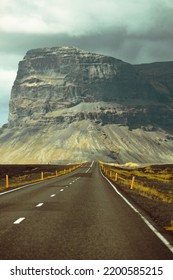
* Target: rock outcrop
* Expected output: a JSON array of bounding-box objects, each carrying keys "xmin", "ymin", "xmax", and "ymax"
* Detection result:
[{"xmin": 0, "ymin": 46, "xmax": 173, "ymax": 163}]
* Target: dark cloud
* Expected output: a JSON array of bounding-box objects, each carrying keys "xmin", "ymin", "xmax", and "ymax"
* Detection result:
[
  {"xmin": 1, "ymin": 0, "xmax": 173, "ymax": 126},
  {"xmin": 1, "ymin": 28, "xmax": 173, "ymax": 64},
  {"xmin": 1, "ymin": 0, "xmax": 173, "ymax": 64}
]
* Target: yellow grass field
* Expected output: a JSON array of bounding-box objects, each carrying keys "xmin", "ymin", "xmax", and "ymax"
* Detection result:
[{"xmin": 100, "ymin": 162, "xmax": 173, "ymax": 233}]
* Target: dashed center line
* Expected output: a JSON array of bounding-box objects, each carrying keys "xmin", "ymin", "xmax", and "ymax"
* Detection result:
[
  {"xmin": 12, "ymin": 176, "xmax": 80, "ymax": 226},
  {"xmin": 13, "ymin": 217, "xmax": 25, "ymax": 224},
  {"xmin": 85, "ymin": 168, "xmax": 90, "ymax": 173},
  {"xmin": 36, "ymin": 203, "xmax": 44, "ymax": 207}
]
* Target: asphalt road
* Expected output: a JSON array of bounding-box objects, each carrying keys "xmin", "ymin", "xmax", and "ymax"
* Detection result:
[{"xmin": 0, "ymin": 162, "xmax": 172, "ymax": 260}]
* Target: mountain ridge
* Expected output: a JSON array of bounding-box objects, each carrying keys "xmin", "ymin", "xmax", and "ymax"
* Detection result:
[{"xmin": 0, "ymin": 46, "xmax": 173, "ymax": 164}]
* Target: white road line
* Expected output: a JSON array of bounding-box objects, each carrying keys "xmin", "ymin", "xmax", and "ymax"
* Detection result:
[
  {"xmin": 85, "ymin": 168, "xmax": 90, "ymax": 173},
  {"xmin": 50, "ymin": 194, "xmax": 56, "ymax": 197},
  {"xmin": 0, "ymin": 176, "xmax": 61, "ymax": 197},
  {"xmin": 60, "ymin": 189, "xmax": 64, "ymax": 191},
  {"xmin": 90, "ymin": 161, "xmax": 94, "ymax": 167},
  {"xmin": 13, "ymin": 217, "xmax": 25, "ymax": 224},
  {"xmin": 69, "ymin": 183, "xmax": 72, "ymax": 185},
  {"xmin": 100, "ymin": 167, "xmax": 173, "ymax": 254},
  {"xmin": 0, "ymin": 181, "xmax": 42, "ymax": 196},
  {"xmin": 36, "ymin": 203, "xmax": 44, "ymax": 207}
]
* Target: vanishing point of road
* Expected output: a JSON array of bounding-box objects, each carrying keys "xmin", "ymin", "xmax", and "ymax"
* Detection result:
[{"xmin": 0, "ymin": 162, "xmax": 172, "ymax": 260}]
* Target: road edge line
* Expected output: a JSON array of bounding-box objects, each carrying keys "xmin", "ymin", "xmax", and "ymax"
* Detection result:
[
  {"xmin": 0, "ymin": 164, "xmax": 86, "ymax": 197},
  {"xmin": 0, "ymin": 175, "xmax": 62, "ymax": 196},
  {"xmin": 100, "ymin": 166, "xmax": 173, "ymax": 254},
  {"xmin": 0, "ymin": 181, "xmax": 42, "ymax": 196}
]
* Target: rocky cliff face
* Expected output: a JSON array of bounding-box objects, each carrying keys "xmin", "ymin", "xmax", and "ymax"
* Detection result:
[
  {"xmin": 134, "ymin": 61, "xmax": 173, "ymax": 102},
  {"xmin": 0, "ymin": 46, "xmax": 173, "ymax": 164}
]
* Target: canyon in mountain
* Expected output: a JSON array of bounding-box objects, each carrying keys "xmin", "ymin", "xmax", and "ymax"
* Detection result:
[{"xmin": 0, "ymin": 46, "xmax": 173, "ymax": 164}]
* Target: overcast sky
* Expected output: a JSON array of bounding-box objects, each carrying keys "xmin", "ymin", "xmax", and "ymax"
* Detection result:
[{"xmin": 1, "ymin": 0, "xmax": 173, "ymax": 127}]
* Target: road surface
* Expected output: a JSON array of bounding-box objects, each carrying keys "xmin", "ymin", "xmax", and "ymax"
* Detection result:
[{"xmin": 0, "ymin": 162, "xmax": 172, "ymax": 259}]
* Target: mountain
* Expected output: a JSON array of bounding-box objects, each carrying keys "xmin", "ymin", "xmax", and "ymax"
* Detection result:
[{"xmin": 0, "ymin": 46, "xmax": 173, "ymax": 164}]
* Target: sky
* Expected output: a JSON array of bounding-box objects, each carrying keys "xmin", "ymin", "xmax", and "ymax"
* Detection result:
[{"xmin": 0, "ymin": 0, "xmax": 173, "ymax": 127}]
